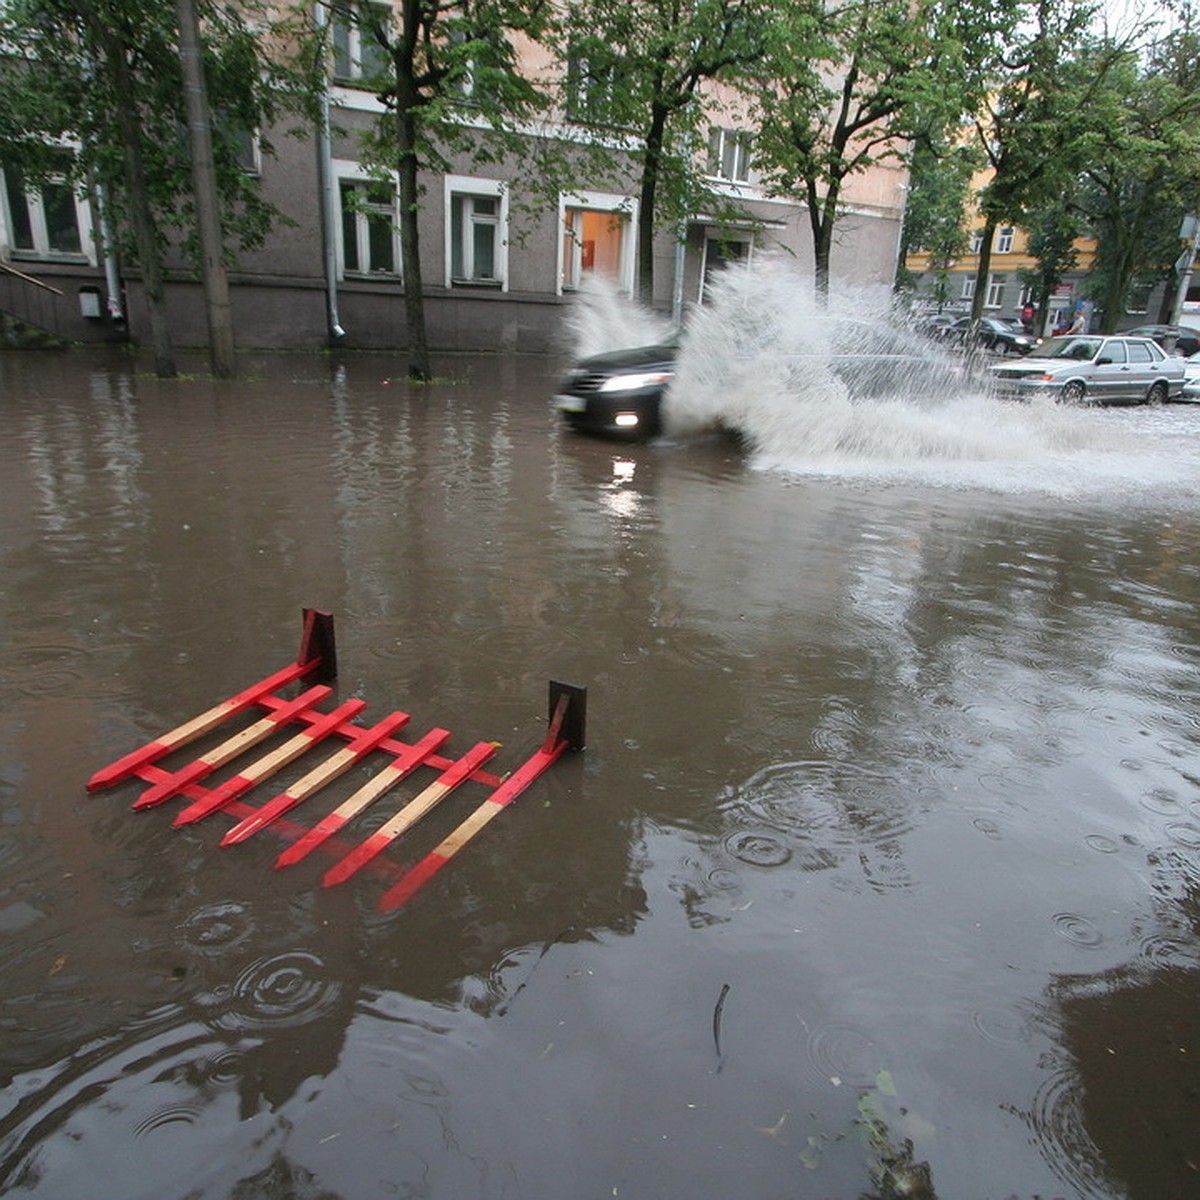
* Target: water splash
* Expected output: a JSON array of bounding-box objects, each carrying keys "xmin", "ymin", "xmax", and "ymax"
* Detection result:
[
  {"xmin": 564, "ymin": 259, "xmax": 1200, "ymax": 501},
  {"xmin": 561, "ymin": 275, "xmax": 674, "ymax": 362}
]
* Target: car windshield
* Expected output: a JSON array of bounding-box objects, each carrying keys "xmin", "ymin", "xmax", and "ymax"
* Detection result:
[{"xmin": 1036, "ymin": 336, "xmax": 1103, "ymax": 361}]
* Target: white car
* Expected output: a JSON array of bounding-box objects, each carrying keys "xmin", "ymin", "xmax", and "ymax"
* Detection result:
[
  {"xmin": 1182, "ymin": 352, "xmax": 1200, "ymax": 402},
  {"xmin": 990, "ymin": 335, "xmax": 1186, "ymax": 405}
]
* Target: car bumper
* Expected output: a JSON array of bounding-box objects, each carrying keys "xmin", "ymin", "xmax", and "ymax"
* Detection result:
[{"xmin": 554, "ymin": 388, "xmax": 664, "ymax": 440}]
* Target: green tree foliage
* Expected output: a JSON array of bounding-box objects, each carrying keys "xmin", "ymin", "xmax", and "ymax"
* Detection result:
[
  {"xmin": 963, "ymin": 0, "xmax": 1116, "ymax": 323},
  {"xmin": 1020, "ymin": 194, "xmax": 1083, "ymax": 332},
  {"xmin": 551, "ymin": 0, "xmax": 772, "ymax": 304},
  {"xmin": 0, "ymin": 0, "xmax": 317, "ymax": 375},
  {"xmin": 1075, "ymin": 18, "xmax": 1200, "ymax": 329},
  {"xmin": 322, "ymin": 0, "xmax": 551, "ymax": 379},
  {"xmin": 896, "ymin": 137, "xmax": 978, "ymax": 307},
  {"xmin": 751, "ymin": 0, "xmax": 1012, "ymax": 298}
]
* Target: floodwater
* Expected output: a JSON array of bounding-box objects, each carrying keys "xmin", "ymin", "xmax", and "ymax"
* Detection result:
[{"xmin": 2, "ymin": 337, "xmax": 1199, "ymax": 1200}]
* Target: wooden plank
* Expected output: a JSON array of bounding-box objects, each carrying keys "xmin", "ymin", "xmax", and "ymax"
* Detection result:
[
  {"xmin": 172, "ymin": 697, "xmax": 367, "ymax": 826},
  {"xmin": 322, "ymin": 741, "xmax": 498, "ymax": 889},
  {"xmin": 88, "ymin": 659, "xmax": 315, "ymax": 792},
  {"xmin": 376, "ymin": 737, "xmax": 568, "ymax": 912},
  {"xmin": 220, "ymin": 710, "xmax": 411, "ymax": 846},
  {"xmin": 130, "ymin": 684, "xmax": 331, "ymax": 810},
  {"xmin": 273, "ymin": 726, "xmax": 452, "ymax": 868}
]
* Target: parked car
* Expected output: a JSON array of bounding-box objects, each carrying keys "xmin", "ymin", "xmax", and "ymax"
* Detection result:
[
  {"xmin": 1123, "ymin": 324, "xmax": 1200, "ymax": 357},
  {"xmin": 555, "ymin": 319, "xmax": 966, "ymax": 441},
  {"xmin": 989, "ymin": 334, "xmax": 1186, "ymax": 405},
  {"xmin": 1182, "ymin": 352, "xmax": 1200, "ymax": 401},
  {"xmin": 945, "ymin": 316, "xmax": 1036, "ymax": 355},
  {"xmin": 914, "ymin": 312, "xmax": 958, "ymax": 338}
]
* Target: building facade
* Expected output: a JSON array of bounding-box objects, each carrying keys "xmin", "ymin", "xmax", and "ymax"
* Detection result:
[{"xmin": 0, "ymin": 13, "xmax": 908, "ymax": 355}]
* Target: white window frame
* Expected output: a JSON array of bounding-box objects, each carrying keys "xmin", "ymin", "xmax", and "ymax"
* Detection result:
[
  {"xmin": 1, "ymin": 160, "xmax": 95, "ymax": 265},
  {"xmin": 960, "ymin": 274, "xmax": 976, "ymax": 301},
  {"xmin": 445, "ymin": 175, "xmax": 507, "ymax": 289},
  {"xmin": 985, "ymin": 272, "xmax": 1006, "ymax": 309},
  {"xmin": 706, "ymin": 127, "xmax": 752, "ymax": 184},
  {"xmin": 970, "ymin": 229, "xmax": 984, "ymax": 254},
  {"xmin": 699, "ymin": 231, "xmax": 753, "ymax": 302},
  {"xmin": 331, "ymin": 3, "xmax": 392, "ymax": 84},
  {"xmin": 995, "ymin": 226, "xmax": 1015, "ymax": 253},
  {"xmin": 334, "ymin": 160, "xmax": 400, "ymax": 280},
  {"xmin": 557, "ymin": 190, "xmax": 636, "ymax": 296}
]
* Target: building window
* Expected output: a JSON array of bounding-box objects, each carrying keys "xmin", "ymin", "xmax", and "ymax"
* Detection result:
[
  {"xmin": 1125, "ymin": 283, "xmax": 1151, "ymax": 314},
  {"xmin": 970, "ymin": 229, "xmax": 984, "ymax": 254},
  {"xmin": 960, "ymin": 275, "xmax": 976, "ymax": 301},
  {"xmin": 447, "ymin": 178, "xmax": 506, "ymax": 287},
  {"xmin": 985, "ymin": 272, "xmax": 1006, "ymax": 309},
  {"xmin": 701, "ymin": 235, "xmax": 750, "ymax": 301},
  {"xmin": 339, "ymin": 178, "xmax": 398, "ymax": 276},
  {"xmin": 2, "ymin": 163, "xmax": 88, "ymax": 260},
  {"xmin": 562, "ymin": 204, "xmax": 628, "ymax": 291},
  {"xmin": 706, "ymin": 128, "xmax": 752, "ymax": 183},
  {"xmin": 995, "ymin": 226, "xmax": 1015, "ymax": 253},
  {"xmin": 565, "ymin": 43, "xmax": 621, "ymax": 125},
  {"xmin": 332, "ymin": 4, "xmax": 391, "ymax": 83}
]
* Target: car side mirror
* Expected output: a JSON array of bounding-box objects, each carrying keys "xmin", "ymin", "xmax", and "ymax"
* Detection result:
[{"xmin": 1096, "ymin": 356, "xmax": 1113, "ymax": 365}]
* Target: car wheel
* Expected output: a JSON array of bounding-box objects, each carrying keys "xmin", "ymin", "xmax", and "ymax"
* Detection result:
[
  {"xmin": 1147, "ymin": 381, "xmax": 1168, "ymax": 406},
  {"xmin": 1059, "ymin": 380, "xmax": 1086, "ymax": 405},
  {"xmin": 996, "ymin": 341, "xmax": 1010, "ymax": 355}
]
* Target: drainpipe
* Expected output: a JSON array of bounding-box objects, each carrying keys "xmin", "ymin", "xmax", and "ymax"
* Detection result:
[
  {"xmin": 90, "ymin": 180, "xmax": 124, "ymax": 326},
  {"xmin": 1169, "ymin": 214, "xmax": 1199, "ymax": 329},
  {"xmin": 315, "ymin": 2, "xmax": 345, "ymax": 342},
  {"xmin": 671, "ymin": 221, "xmax": 686, "ymax": 329}
]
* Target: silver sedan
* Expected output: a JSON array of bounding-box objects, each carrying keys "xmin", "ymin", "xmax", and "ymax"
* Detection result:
[{"xmin": 989, "ymin": 335, "xmax": 1186, "ymax": 405}]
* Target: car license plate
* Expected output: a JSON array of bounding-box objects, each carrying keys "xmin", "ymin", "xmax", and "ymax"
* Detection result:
[{"xmin": 555, "ymin": 394, "xmax": 586, "ymax": 413}]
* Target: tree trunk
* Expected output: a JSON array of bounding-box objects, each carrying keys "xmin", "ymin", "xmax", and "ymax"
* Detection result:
[
  {"xmin": 809, "ymin": 180, "xmax": 840, "ymax": 301},
  {"xmin": 176, "ymin": 0, "xmax": 235, "ymax": 377},
  {"xmin": 637, "ymin": 101, "xmax": 669, "ymax": 306},
  {"xmin": 103, "ymin": 30, "xmax": 176, "ymax": 377},
  {"xmin": 396, "ymin": 101, "xmax": 430, "ymax": 381},
  {"xmin": 969, "ymin": 216, "xmax": 997, "ymax": 325}
]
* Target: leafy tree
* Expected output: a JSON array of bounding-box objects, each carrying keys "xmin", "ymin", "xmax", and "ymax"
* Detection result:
[
  {"xmin": 321, "ymin": 0, "xmax": 550, "ymax": 380},
  {"xmin": 752, "ymin": 0, "xmax": 1011, "ymax": 298},
  {"xmin": 963, "ymin": 0, "xmax": 1119, "ymax": 324},
  {"xmin": 896, "ymin": 136, "xmax": 978, "ymax": 307},
  {"xmin": 1020, "ymin": 193, "xmax": 1083, "ymax": 333},
  {"xmin": 1074, "ymin": 19, "xmax": 1200, "ymax": 329},
  {"xmin": 0, "ymin": 0, "xmax": 316, "ymax": 376},
  {"xmin": 552, "ymin": 0, "xmax": 771, "ymax": 305}
]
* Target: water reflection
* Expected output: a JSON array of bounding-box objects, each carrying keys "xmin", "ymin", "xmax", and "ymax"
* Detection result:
[{"xmin": 2, "ymin": 350, "xmax": 1199, "ymax": 1197}]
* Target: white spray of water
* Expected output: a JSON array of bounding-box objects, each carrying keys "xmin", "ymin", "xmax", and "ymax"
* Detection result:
[
  {"xmin": 561, "ymin": 275, "xmax": 675, "ymax": 361},
  {"xmin": 564, "ymin": 259, "xmax": 1200, "ymax": 501}
]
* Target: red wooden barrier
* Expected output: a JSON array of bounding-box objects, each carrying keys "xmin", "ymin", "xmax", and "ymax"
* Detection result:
[{"xmin": 88, "ymin": 609, "xmax": 586, "ymax": 911}]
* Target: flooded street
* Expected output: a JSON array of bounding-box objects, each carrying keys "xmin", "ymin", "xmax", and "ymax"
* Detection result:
[{"xmin": 2, "ymin": 345, "xmax": 1199, "ymax": 1199}]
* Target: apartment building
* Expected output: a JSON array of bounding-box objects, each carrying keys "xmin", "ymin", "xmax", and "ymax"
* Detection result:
[{"xmin": 0, "ymin": 10, "xmax": 908, "ymax": 355}]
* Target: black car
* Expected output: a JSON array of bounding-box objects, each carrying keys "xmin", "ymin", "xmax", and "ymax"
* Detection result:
[
  {"xmin": 945, "ymin": 316, "xmax": 1036, "ymax": 355},
  {"xmin": 554, "ymin": 319, "xmax": 967, "ymax": 442},
  {"xmin": 554, "ymin": 342, "xmax": 678, "ymax": 440},
  {"xmin": 1123, "ymin": 324, "xmax": 1200, "ymax": 357}
]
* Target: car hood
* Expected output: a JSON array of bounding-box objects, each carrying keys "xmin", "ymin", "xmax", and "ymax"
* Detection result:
[
  {"xmin": 992, "ymin": 356, "xmax": 1065, "ymax": 372},
  {"xmin": 575, "ymin": 343, "xmax": 679, "ymax": 371}
]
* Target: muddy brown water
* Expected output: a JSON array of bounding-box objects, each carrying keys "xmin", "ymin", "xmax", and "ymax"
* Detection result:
[{"xmin": 2, "ymin": 347, "xmax": 1199, "ymax": 1199}]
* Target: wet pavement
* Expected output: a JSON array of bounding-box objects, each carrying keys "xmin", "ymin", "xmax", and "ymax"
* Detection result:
[{"xmin": 2, "ymin": 346, "xmax": 1200, "ymax": 1199}]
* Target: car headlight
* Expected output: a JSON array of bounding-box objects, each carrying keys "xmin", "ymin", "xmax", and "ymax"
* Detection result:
[{"xmin": 598, "ymin": 371, "xmax": 674, "ymax": 393}]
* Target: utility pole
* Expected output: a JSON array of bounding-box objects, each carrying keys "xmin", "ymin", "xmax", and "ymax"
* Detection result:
[
  {"xmin": 1170, "ymin": 214, "xmax": 1200, "ymax": 328},
  {"xmin": 176, "ymin": 0, "xmax": 235, "ymax": 377}
]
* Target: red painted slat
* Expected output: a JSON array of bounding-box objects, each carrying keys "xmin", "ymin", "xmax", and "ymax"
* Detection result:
[
  {"xmin": 87, "ymin": 659, "xmax": 315, "ymax": 792},
  {"xmin": 322, "ymin": 740, "xmax": 498, "ymax": 888},
  {"xmin": 172, "ymin": 697, "xmax": 367, "ymax": 826},
  {"xmin": 220, "ymin": 710, "xmax": 411, "ymax": 846},
  {"xmin": 130, "ymin": 684, "xmax": 331, "ymax": 811},
  {"xmin": 376, "ymin": 739, "xmax": 568, "ymax": 912},
  {"xmin": 274, "ymin": 726, "xmax": 452, "ymax": 869}
]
